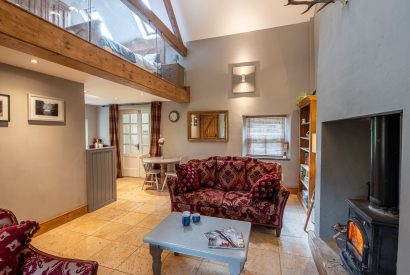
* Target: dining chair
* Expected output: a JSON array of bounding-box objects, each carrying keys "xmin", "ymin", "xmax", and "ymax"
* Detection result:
[
  {"xmin": 161, "ymin": 156, "xmax": 188, "ymax": 192},
  {"xmin": 140, "ymin": 154, "xmax": 161, "ymax": 190}
]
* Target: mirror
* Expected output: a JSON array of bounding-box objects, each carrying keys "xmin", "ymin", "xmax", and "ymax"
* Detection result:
[{"xmin": 188, "ymin": 111, "xmax": 228, "ymax": 142}]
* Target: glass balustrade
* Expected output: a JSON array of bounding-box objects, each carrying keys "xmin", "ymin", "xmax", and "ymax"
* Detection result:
[{"xmin": 8, "ymin": 0, "xmax": 185, "ymax": 86}]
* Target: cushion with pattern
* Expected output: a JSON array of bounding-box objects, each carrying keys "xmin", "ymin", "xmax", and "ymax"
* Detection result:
[
  {"xmin": 249, "ymin": 172, "xmax": 281, "ymax": 201},
  {"xmin": 245, "ymin": 160, "xmax": 282, "ymax": 190},
  {"xmin": 176, "ymin": 164, "xmax": 200, "ymax": 193},
  {"xmin": 0, "ymin": 221, "xmax": 39, "ymax": 275},
  {"xmin": 215, "ymin": 160, "xmax": 246, "ymax": 191},
  {"xmin": 191, "ymin": 159, "xmax": 217, "ymax": 188}
]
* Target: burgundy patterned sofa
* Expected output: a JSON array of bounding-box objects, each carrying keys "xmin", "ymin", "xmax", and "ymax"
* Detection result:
[
  {"xmin": 0, "ymin": 208, "xmax": 98, "ymax": 275},
  {"xmin": 167, "ymin": 156, "xmax": 290, "ymax": 236}
]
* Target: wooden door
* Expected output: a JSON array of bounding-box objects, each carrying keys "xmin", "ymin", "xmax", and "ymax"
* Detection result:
[{"xmin": 200, "ymin": 114, "xmax": 219, "ymax": 139}]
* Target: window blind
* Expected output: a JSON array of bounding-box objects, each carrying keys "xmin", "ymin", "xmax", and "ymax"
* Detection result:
[{"xmin": 244, "ymin": 116, "xmax": 286, "ymax": 157}]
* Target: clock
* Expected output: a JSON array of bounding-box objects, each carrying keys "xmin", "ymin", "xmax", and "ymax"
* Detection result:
[{"xmin": 169, "ymin": 110, "xmax": 180, "ymax": 122}]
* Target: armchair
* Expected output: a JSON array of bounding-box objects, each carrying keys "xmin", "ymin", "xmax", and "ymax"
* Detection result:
[{"xmin": 0, "ymin": 209, "xmax": 98, "ymax": 275}]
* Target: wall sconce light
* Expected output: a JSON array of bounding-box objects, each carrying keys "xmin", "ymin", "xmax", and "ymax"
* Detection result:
[
  {"xmin": 241, "ymin": 74, "xmax": 246, "ymax": 83},
  {"xmin": 232, "ymin": 65, "xmax": 256, "ymax": 94},
  {"xmin": 229, "ymin": 61, "xmax": 259, "ymax": 98}
]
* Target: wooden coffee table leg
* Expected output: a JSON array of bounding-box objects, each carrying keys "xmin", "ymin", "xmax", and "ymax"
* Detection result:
[
  {"xmin": 149, "ymin": 244, "xmax": 163, "ymax": 275},
  {"xmin": 229, "ymin": 261, "xmax": 242, "ymax": 275}
]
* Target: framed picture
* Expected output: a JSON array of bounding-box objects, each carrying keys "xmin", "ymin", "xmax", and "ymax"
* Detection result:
[
  {"xmin": 0, "ymin": 94, "xmax": 10, "ymax": 122},
  {"xmin": 28, "ymin": 94, "xmax": 65, "ymax": 122}
]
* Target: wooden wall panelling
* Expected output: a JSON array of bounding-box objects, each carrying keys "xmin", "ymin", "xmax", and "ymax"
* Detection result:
[{"xmin": 86, "ymin": 147, "xmax": 117, "ymax": 212}]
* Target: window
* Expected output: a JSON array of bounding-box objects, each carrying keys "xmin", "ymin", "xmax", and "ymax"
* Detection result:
[
  {"xmin": 243, "ymin": 116, "xmax": 288, "ymax": 158},
  {"xmin": 132, "ymin": 13, "xmax": 156, "ymax": 40}
]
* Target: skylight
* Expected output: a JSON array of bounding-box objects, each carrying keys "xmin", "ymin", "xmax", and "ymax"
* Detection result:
[{"xmin": 132, "ymin": 13, "xmax": 156, "ymax": 40}]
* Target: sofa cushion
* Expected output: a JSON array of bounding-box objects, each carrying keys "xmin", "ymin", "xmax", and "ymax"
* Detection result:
[
  {"xmin": 221, "ymin": 191, "xmax": 282, "ymax": 225},
  {"xmin": 0, "ymin": 221, "xmax": 38, "ymax": 275},
  {"xmin": 215, "ymin": 160, "xmax": 246, "ymax": 191},
  {"xmin": 241, "ymin": 200, "xmax": 282, "ymax": 225},
  {"xmin": 177, "ymin": 189, "xmax": 225, "ymax": 207},
  {"xmin": 245, "ymin": 160, "xmax": 282, "ymax": 190},
  {"xmin": 249, "ymin": 173, "xmax": 281, "ymax": 201},
  {"xmin": 190, "ymin": 159, "xmax": 217, "ymax": 188},
  {"xmin": 176, "ymin": 164, "xmax": 200, "ymax": 193},
  {"xmin": 222, "ymin": 191, "xmax": 252, "ymax": 210}
]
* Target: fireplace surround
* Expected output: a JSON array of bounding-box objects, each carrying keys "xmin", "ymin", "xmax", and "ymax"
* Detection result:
[{"xmin": 340, "ymin": 114, "xmax": 401, "ymax": 275}]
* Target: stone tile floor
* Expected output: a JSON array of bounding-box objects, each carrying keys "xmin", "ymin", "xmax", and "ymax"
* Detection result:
[{"xmin": 31, "ymin": 178, "xmax": 318, "ymax": 275}]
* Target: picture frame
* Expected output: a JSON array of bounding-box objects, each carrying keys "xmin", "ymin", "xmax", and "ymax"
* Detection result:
[
  {"xmin": 28, "ymin": 94, "xmax": 65, "ymax": 122},
  {"xmin": 0, "ymin": 94, "xmax": 10, "ymax": 122}
]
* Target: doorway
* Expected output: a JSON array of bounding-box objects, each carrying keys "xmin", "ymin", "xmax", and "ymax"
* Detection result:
[{"xmin": 120, "ymin": 108, "xmax": 151, "ymax": 177}]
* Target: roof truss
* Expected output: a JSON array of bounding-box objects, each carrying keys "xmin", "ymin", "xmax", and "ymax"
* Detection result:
[{"xmin": 121, "ymin": 0, "xmax": 187, "ymax": 56}]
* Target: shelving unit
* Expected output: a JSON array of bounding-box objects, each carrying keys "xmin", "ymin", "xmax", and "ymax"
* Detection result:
[{"xmin": 298, "ymin": 95, "xmax": 317, "ymax": 211}]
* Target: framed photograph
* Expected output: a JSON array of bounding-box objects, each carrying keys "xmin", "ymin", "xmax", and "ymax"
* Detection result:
[
  {"xmin": 0, "ymin": 94, "xmax": 10, "ymax": 122},
  {"xmin": 28, "ymin": 94, "xmax": 65, "ymax": 122}
]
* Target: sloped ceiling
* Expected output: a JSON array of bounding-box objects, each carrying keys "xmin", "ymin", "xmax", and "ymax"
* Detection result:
[{"xmin": 171, "ymin": 0, "xmax": 313, "ymax": 42}]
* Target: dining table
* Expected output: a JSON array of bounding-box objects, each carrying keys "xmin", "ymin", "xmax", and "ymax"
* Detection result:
[{"xmin": 142, "ymin": 156, "xmax": 181, "ymax": 186}]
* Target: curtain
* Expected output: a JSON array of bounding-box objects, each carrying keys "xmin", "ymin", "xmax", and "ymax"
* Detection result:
[
  {"xmin": 149, "ymin": 102, "xmax": 162, "ymax": 157},
  {"xmin": 245, "ymin": 116, "xmax": 286, "ymax": 157},
  {"xmin": 109, "ymin": 104, "xmax": 122, "ymax": 178}
]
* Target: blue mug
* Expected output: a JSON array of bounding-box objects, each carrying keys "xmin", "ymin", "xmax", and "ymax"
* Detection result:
[
  {"xmin": 192, "ymin": 213, "xmax": 201, "ymax": 223},
  {"xmin": 182, "ymin": 211, "xmax": 191, "ymax": 226}
]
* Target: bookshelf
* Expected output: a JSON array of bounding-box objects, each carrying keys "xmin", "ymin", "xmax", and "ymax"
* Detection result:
[{"xmin": 298, "ymin": 96, "xmax": 317, "ymax": 211}]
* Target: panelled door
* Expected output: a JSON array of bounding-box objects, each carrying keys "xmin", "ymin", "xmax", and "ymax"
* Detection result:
[{"xmin": 120, "ymin": 109, "xmax": 150, "ymax": 177}]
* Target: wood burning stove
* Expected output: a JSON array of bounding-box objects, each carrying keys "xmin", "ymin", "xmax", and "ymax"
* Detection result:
[
  {"xmin": 341, "ymin": 199, "xmax": 398, "ymax": 274},
  {"xmin": 340, "ymin": 114, "xmax": 401, "ymax": 275}
]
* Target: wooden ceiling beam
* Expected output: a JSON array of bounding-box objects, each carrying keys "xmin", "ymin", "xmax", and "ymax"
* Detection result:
[
  {"xmin": 121, "ymin": 0, "xmax": 187, "ymax": 57},
  {"xmin": 0, "ymin": 1, "xmax": 190, "ymax": 103},
  {"xmin": 163, "ymin": 0, "xmax": 183, "ymax": 43}
]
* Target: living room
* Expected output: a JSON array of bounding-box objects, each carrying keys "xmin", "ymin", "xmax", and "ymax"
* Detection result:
[{"xmin": 1, "ymin": 0, "xmax": 409, "ymax": 274}]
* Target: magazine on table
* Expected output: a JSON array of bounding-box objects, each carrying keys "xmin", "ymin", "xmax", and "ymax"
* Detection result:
[{"xmin": 204, "ymin": 227, "xmax": 245, "ymax": 249}]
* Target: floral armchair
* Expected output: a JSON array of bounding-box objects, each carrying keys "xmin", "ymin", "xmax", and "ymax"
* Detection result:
[{"xmin": 0, "ymin": 208, "xmax": 98, "ymax": 275}]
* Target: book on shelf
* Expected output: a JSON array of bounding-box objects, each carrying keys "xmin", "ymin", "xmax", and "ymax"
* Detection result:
[{"xmin": 205, "ymin": 227, "xmax": 245, "ymax": 249}]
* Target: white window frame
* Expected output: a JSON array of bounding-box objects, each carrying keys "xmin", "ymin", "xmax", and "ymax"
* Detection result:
[{"xmin": 242, "ymin": 115, "xmax": 290, "ymax": 159}]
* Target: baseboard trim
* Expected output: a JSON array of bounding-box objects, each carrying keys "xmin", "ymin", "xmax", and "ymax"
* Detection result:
[
  {"xmin": 35, "ymin": 205, "xmax": 88, "ymax": 236},
  {"xmin": 288, "ymin": 188, "xmax": 298, "ymax": 194}
]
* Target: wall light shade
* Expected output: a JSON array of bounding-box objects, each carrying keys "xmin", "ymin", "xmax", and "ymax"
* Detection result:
[
  {"xmin": 229, "ymin": 62, "xmax": 259, "ymax": 98},
  {"xmin": 232, "ymin": 64, "xmax": 256, "ymax": 94}
]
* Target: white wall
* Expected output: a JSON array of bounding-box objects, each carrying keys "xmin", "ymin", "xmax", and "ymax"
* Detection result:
[
  {"xmin": 98, "ymin": 106, "xmax": 110, "ymax": 146},
  {"xmin": 85, "ymin": 104, "xmax": 99, "ymax": 147},
  {"xmin": 314, "ymin": 1, "xmax": 410, "ymax": 273},
  {"xmin": 161, "ymin": 23, "xmax": 311, "ymax": 188},
  {"xmin": 0, "ymin": 63, "xmax": 86, "ymax": 222}
]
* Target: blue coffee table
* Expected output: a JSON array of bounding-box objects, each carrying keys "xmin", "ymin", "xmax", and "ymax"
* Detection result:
[{"xmin": 143, "ymin": 212, "xmax": 251, "ymax": 275}]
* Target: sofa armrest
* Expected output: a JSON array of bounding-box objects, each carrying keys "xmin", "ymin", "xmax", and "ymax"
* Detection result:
[
  {"xmin": 272, "ymin": 184, "xmax": 290, "ymax": 227},
  {"xmin": 166, "ymin": 176, "xmax": 179, "ymax": 202},
  {"xmin": 21, "ymin": 245, "xmax": 98, "ymax": 275}
]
